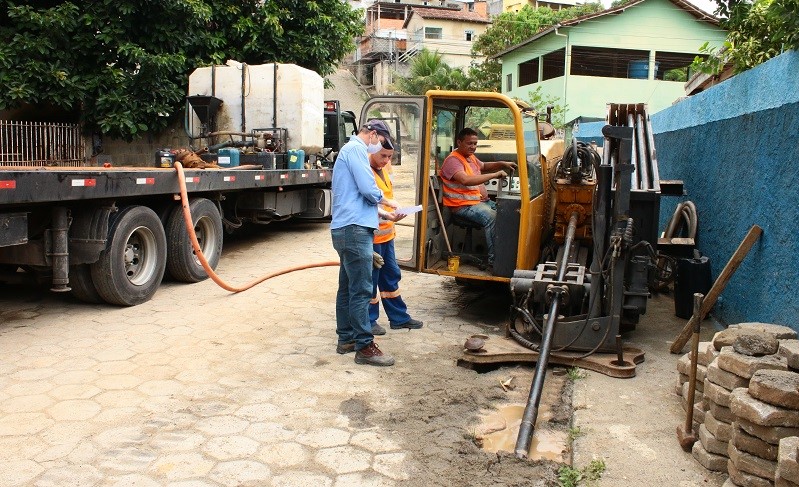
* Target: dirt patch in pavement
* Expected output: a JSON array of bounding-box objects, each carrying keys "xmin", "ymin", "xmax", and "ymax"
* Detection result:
[{"xmin": 349, "ymin": 282, "xmax": 573, "ymax": 487}]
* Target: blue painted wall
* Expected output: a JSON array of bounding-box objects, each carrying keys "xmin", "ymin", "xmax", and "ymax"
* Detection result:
[{"xmin": 574, "ymin": 51, "xmax": 799, "ymax": 330}]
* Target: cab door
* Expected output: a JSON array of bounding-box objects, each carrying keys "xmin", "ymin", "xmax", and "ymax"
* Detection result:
[{"xmin": 359, "ymin": 96, "xmax": 427, "ymax": 271}]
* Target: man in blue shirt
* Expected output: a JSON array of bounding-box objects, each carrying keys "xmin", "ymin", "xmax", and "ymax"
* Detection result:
[{"xmin": 331, "ymin": 119, "xmax": 399, "ymax": 366}]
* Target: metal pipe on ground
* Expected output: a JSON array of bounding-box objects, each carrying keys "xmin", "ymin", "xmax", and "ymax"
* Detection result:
[{"xmin": 514, "ymin": 211, "xmax": 579, "ymax": 459}]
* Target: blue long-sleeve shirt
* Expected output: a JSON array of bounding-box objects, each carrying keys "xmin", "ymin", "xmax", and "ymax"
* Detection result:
[{"xmin": 331, "ymin": 135, "xmax": 383, "ymax": 230}]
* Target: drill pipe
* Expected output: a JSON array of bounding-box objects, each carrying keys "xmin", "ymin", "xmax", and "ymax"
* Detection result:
[{"xmin": 515, "ymin": 211, "xmax": 579, "ymax": 459}]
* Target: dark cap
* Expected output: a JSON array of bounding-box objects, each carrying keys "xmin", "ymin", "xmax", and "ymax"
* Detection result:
[{"xmin": 365, "ymin": 119, "xmax": 392, "ymax": 137}]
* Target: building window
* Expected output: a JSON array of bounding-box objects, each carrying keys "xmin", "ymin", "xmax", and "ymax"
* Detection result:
[
  {"xmin": 424, "ymin": 27, "xmax": 443, "ymax": 40},
  {"xmin": 519, "ymin": 58, "xmax": 539, "ymax": 86},
  {"xmin": 542, "ymin": 48, "xmax": 566, "ymax": 81},
  {"xmin": 506, "ymin": 73, "xmax": 513, "ymax": 92},
  {"xmin": 570, "ymin": 46, "xmax": 649, "ymax": 79},
  {"xmin": 465, "ymin": 29, "xmax": 475, "ymax": 41}
]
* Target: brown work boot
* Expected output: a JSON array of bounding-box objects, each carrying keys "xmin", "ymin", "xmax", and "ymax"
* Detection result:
[
  {"xmin": 354, "ymin": 342, "xmax": 395, "ymax": 366},
  {"xmin": 336, "ymin": 340, "xmax": 355, "ymax": 354}
]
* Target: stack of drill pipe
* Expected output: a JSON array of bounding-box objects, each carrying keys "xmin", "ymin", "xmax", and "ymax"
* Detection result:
[
  {"xmin": 676, "ymin": 341, "xmax": 716, "ymax": 432},
  {"xmin": 713, "ymin": 324, "xmax": 799, "ymax": 487},
  {"xmin": 694, "ymin": 323, "xmax": 797, "ymax": 475}
]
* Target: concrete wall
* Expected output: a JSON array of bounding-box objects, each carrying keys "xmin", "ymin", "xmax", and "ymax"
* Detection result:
[
  {"xmin": 575, "ymin": 51, "xmax": 799, "ymax": 330},
  {"xmin": 501, "ymin": 0, "xmax": 726, "ymax": 121}
]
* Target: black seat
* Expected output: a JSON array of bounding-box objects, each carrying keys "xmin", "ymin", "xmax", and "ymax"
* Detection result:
[{"xmin": 442, "ymin": 206, "xmax": 485, "ymax": 266}]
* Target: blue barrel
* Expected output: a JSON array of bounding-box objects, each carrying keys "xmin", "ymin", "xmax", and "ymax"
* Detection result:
[
  {"xmin": 217, "ymin": 148, "xmax": 240, "ymax": 167},
  {"xmin": 288, "ymin": 149, "xmax": 305, "ymax": 170},
  {"xmin": 628, "ymin": 60, "xmax": 650, "ymax": 79}
]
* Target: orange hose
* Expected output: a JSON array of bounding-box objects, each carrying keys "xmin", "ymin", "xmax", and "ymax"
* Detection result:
[{"xmin": 174, "ymin": 161, "xmax": 339, "ymax": 293}]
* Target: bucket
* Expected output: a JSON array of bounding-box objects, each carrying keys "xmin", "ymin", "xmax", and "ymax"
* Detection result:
[
  {"xmin": 217, "ymin": 148, "xmax": 240, "ymax": 168},
  {"xmin": 674, "ymin": 255, "xmax": 712, "ymax": 319},
  {"xmin": 155, "ymin": 149, "xmax": 175, "ymax": 168},
  {"xmin": 288, "ymin": 149, "xmax": 305, "ymax": 170},
  {"xmin": 447, "ymin": 255, "xmax": 460, "ymax": 273}
]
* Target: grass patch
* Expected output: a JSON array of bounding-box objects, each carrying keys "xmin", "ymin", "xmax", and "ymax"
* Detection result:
[
  {"xmin": 558, "ymin": 459, "xmax": 606, "ymax": 487},
  {"xmin": 566, "ymin": 367, "xmax": 587, "ymax": 381},
  {"xmin": 567, "ymin": 426, "xmax": 583, "ymax": 443}
]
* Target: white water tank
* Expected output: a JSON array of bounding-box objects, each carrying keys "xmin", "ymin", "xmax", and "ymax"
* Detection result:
[{"xmin": 188, "ymin": 62, "xmax": 324, "ymax": 154}]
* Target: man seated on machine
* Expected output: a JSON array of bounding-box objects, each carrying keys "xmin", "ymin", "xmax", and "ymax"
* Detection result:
[{"xmin": 439, "ymin": 127, "xmax": 517, "ymax": 267}]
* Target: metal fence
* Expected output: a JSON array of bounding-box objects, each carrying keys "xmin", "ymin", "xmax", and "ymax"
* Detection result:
[{"xmin": 0, "ymin": 120, "xmax": 87, "ymax": 167}]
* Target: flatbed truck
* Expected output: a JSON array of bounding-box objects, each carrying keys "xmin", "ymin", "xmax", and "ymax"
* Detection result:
[{"xmin": 0, "ymin": 164, "xmax": 332, "ymax": 306}]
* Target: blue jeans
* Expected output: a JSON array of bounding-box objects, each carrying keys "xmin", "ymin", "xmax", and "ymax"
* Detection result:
[
  {"xmin": 453, "ymin": 200, "xmax": 497, "ymax": 262},
  {"xmin": 331, "ymin": 225, "xmax": 375, "ymax": 350},
  {"xmin": 370, "ymin": 240, "xmax": 411, "ymax": 327}
]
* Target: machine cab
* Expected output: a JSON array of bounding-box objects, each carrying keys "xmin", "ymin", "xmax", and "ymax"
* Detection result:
[{"xmin": 359, "ymin": 91, "xmax": 552, "ymax": 283}]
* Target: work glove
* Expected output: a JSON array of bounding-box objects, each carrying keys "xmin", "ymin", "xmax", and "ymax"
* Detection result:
[{"xmin": 372, "ymin": 251, "xmax": 384, "ymax": 269}]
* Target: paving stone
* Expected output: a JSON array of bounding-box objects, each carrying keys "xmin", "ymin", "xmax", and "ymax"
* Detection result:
[
  {"xmin": 749, "ymin": 370, "xmax": 799, "ymax": 410},
  {"xmin": 245, "ymin": 422, "xmax": 297, "ymax": 443},
  {"xmin": 296, "ymin": 427, "xmax": 351, "ymax": 448},
  {"xmin": 1, "ymin": 393, "xmax": 54, "ymax": 413},
  {"xmin": 693, "ymin": 440, "xmax": 728, "ymax": 472},
  {"xmin": 202, "ymin": 435, "xmax": 260, "ymax": 460},
  {"xmin": 709, "ymin": 359, "xmax": 751, "ymax": 390},
  {"xmin": 149, "ymin": 452, "xmax": 214, "ymax": 480},
  {"xmin": 335, "ymin": 472, "xmax": 396, "ymax": 487},
  {"xmin": 729, "ymin": 442, "xmax": 778, "ymax": 480},
  {"xmin": 731, "ymin": 388, "xmax": 799, "ymax": 427},
  {"xmin": 776, "ymin": 471, "xmax": 799, "ymax": 487},
  {"xmin": 706, "ymin": 412, "xmax": 734, "ymax": 442},
  {"xmin": 734, "ymin": 333, "xmax": 781, "ymax": 357},
  {"xmin": 105, "ymin": 473, "xmax": 161, "ymax": 487},
  {"xmin": 719, "ymin": 346, "xmax": 788, "ymax": 379},
  {"xmin": 98, "ymin": 446, "xmax": 158, "ymax": 472},
  {"xmin": 35, "ymin": 463, "xmax": 104, "ymax": 486},
  {"xmin": 194, "ymin": 415, "xmax": 249, "ymax": 436},
  {"xmin": 733, "ymin": 422, "xmax": 780, "ymax": 461},
  {"xmin": 699, "ymin": 341, "xmax": 717, "ymax": 366},
  {"xmin": 738, "ymin": 417, "xmax": 799, "ymax": 445},
  {"xmin": 727, "ymin": 458, "xmax": 774, "ymax": 487},
  {"xmin": 694, "ymin": 404, "xmax": 707, "ymax": 425},
  {"xmin": 700, "ymin": 423, "xmax": 729, "ymax": 456},
  {"xmin": 0, "ymin": 459, "xmax": 43, "ymax": 486},
  {"xmin": 50, "ymin": 383, "xmax": 102, "ymax": 400},
  {"xmin": 0, "ymin": 412, "xmax": 52, "ymax": 436},
  {"xmin": 373, "ymin": 451, "xmax": 411, "ymax": 480},
  {"xmin": 777, "ymin": 436, "xmax": 799, "ymax": 485},
  {"xmin": 48, "ymin": 399, "xmax": 102, "ymax": 420},
  {"xmin": 208, "ymin": 459, "xmax": 272, "ymax": 485},
  {"xmin": 150, "ymin": 430, "xmax": 205, "ymax": 452},
  {"xmin": 257, "ymin": 442, "xmax": 309, "ymax": 467},
  {"xmin": 780, "ymin": 340, "xmax": 799, "ymax": 370},
  {"xmin": 315, "ymin": 445, "xmax": 371, "ymax": 474},
  {"xmin": 678, "ymin": 354, "xmax": 707, "ymax": 381},
  {"xmin": 731, "ymin": 323, "xmax": 798, "ymax": 340},
  {"xmin": 710, "ymin": 400, "xmax": 737, "ymax": 424},
  {"xmin": 705, "ymin": 378, "xmax": 733, "ymax": 408},
  {"xmin": 271, "ymin": 472, "xmax": 333, "ymax": 487},
  {"xmin": 350, "ymin": 430, "xmax": 402, "ymax": 453}
]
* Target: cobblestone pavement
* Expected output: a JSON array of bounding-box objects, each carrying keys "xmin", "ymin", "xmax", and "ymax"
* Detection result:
[{"xmin": 0, "ymin": 219, "xmax": 726, "ymax": 486}]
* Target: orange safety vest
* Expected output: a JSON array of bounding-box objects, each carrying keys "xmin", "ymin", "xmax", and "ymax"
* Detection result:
[
  {"xmin": 373, "ymin": 165, "xmax": 396, "ymax": 244},
  {"xmin": 440, "ymin": 151, "xmax": 483, "ymax": 208}
]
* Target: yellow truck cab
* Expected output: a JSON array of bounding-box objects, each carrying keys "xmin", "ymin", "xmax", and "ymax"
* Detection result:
[{"xmin": 360, "ymin": 90, "xmax": 557, "ymax": 283}]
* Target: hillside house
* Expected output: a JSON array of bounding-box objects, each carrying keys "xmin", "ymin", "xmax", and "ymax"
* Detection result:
[{"xmin": 494, "ymin": 0, "xmax": 726, "ymax": 122}]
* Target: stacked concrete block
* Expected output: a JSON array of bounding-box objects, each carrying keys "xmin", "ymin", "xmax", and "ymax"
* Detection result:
[
  {"xmin": 677, "ymin": 341, "xmax": 715, "ymax": 432},
  {"xmin": 776, "ymin": 437, "xmax": 799, "ymax": 487},
  {"xmin": 726, "ymin": 349, "xmax": 799, "ymax": 486}
]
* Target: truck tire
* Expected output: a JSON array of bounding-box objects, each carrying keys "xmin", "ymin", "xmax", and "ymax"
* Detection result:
[
  {"xmin": 69, "ymin": 264, "xmax": 103, "ymax": 304},
  {"xmin": 90, "ymin": 206, "xmax": 167, "ymax": 306},
  {"xmin": 165, "ymin": 198, "xmax": 223, "ymax": 283}
]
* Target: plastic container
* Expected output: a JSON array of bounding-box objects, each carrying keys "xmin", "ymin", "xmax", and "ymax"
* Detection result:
[
  {"xmin": 288, "ymin": 149, "xmax": 305, "ymax": 170},
  {"xmin": 628, "ymin": 60, "xmax": 658, "ymax": 79},
  {"xmin": 217, "ymin": 148, "xmax": 240, "ymax": 168},
  {"xmin": 674, "ymin": 255, "xmax": 712, "ymax": 319},
  {"xmin": 155, "ymin": 149, "xmax": 175, "ymax": 168}
]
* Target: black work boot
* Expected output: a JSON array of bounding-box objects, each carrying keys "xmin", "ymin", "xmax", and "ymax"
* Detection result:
[{"xmin": 354, "ymin": 342, "xmax": 395, "ymax": 366}]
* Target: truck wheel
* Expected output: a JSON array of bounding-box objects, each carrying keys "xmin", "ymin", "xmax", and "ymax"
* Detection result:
[
  {"xmin": 165, "ymin": 198, "xmax": 223, "ymax": 283},
  {"xmin": 69, "ymin": 264, "xmax": 104, "ymax": 304},
  {"xmin": 90, "ymin": 206, "xmax": 167, "ymax": 306}
]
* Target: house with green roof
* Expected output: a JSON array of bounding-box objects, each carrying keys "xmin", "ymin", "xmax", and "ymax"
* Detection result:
[{"xmin": 493, "ymin": 0, "xmax": 727, "ymax": 122}]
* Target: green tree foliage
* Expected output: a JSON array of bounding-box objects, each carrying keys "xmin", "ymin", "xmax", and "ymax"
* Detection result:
[
  {"xmin": 0, "ymin": 1, "xmax": 363, "ymax": 140},
  {"xmin": 469, "ymin": 3, "xmax": 603, "ymax": 91},
  {"xmin": 392, "ymin": 49, "xmax": 472, "ymax": 95},
  {"xmin": 694, "ymin": 0, "xmax": 798, "ymax": 74}
]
